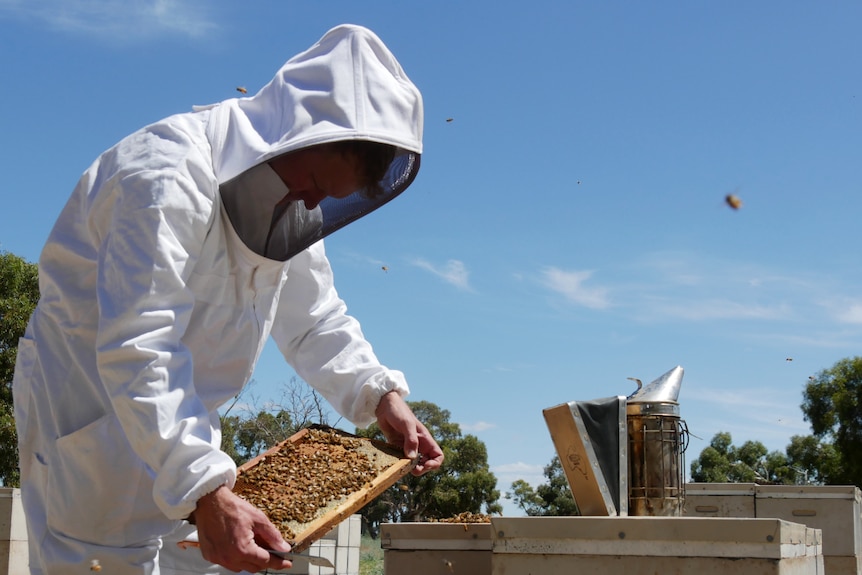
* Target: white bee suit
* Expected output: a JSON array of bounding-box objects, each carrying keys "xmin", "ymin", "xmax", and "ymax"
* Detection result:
[{"xmin": 13, "ymin": 24, "xmax": 422, "ymax": 574}]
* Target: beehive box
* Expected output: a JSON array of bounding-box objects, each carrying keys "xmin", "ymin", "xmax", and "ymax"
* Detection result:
[
  {"xmin": 490, "ymin": 516, "xmax": 823, "ymax": 575},
  {"xmin": 381, "ymin": 522, "xmax": 493, "ymax": 575},
  {"xmin": 683, "ymin": 482, "xmax": 757, "ymax": 518},
  {"xmin": 684, "ymin": 484, "xmax": 862, "ymax": 574},
  {"xmin": 267, "ymin": 515, "xmax": 360, "ymax": 575},
  {"xmin": 330, "ymin": 514, "xmax": 361, "ymax": 575},
  {"xmin": 235, "ymin": 425, "xmax": 415, "ymax": 553},
  {"xmin": 0, "ymin": 488, "xmax": 28, "ymax": 575},
  {"xmin": 755, "ymin": 485, "xmax": 861, "ymax": 575}
]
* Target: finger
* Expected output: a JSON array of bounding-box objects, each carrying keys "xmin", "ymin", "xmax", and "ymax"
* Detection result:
[
  {"xmin": 252, "ymin": 521, "xmax": 293, "ymax": 569},
  {"xmin": 424, "ymin": 453, "xmax": 445, "ymax": 472},
  {"xmin": 239, "ymin": 539, "xmax": 281, "ymax": 573},
  {"xmin": 397, "ymin": 419, "xmax": 420, "ymax": 460},
  {"xmin": 253, "ymin": 520, "xmax": 291, "ymax": 552},
  {"xmin": 417, "ymin": 423, "xmax": 441, "ymax": 455},
  {"xmin": 412, "ymin": 452, "xmax": 444, "ymax": 475},
  {"xmin": 267, "ymin": 555, "xmax": 294, "ymax": 571},
  {"xmin": 404, "ymin": 434, "xmax": 419, "ymax": 460},
  {"xmin": 412, "ymin": 426, "xmax": 443, "ymax": 474},
  {"xmin": 382, "ymin": 427, "xmax": 402, "ymax": 448},
  {"xmin": 214, "ymin": 551, "xmax": 270, "ymax": 574}
]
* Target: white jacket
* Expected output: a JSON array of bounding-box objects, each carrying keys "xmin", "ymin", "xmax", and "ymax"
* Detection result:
[{"xmin": 13, "ymin": 24, "xmax": 422, "ymax": 554}]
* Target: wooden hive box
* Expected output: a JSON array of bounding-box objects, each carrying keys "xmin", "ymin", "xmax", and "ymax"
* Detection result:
[{"xmin": 381, "ymin": 522, "xmax": 493, "ymax": 575}]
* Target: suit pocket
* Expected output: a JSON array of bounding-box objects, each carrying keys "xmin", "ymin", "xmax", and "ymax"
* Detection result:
[{"xmin": 48, "ymin": 413, "xmax": 175, "ymax": 547}]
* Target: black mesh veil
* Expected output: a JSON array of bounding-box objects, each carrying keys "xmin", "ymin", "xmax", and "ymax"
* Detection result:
[
  {"xmin": 309, "ymin": 150, "xmax": 419, "ymax": 250},
  {"xmin": 220, "ymin": 149, "xmax": 420, "ymax": 262}
]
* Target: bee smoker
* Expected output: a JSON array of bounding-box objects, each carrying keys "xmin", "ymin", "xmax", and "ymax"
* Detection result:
[{"xmin": 626, "ymin": 366, "xmax": 689, "ymax": 516}]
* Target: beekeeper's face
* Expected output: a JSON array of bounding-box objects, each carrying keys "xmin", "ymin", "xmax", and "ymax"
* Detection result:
[{"xmin": 269, "ymin": 145, "xmax": 361, "ymax": 210}]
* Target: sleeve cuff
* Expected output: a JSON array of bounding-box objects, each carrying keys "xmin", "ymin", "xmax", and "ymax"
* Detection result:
[
  {"xmin": 160, "ymin": 467, "xmax": 236, "ymax": 521},
  {"xmin": 353, "ymin": 372, "xmax": 410, "ymax": 428}
]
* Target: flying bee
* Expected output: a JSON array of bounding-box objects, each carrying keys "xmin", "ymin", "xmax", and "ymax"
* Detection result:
[
  {"xmin": 786, "ymin": 357, "xmax": 793, "ymax": 362},
  {"xmin": 236, "ymin": 86, "xmax": 248, "ymax": 94},
  {"xmin": 90, "ymin": 560, "xmax": 102, "ymax": 572},
  {"xmin": 442, "ymin": 559, "xmax": 455, "ymax": 572},
  {"xmin": 725, "ymin": 192, "xmax": 743, "ymax": 210},
  {"xmin": 446, "ymin": 117, "xmax": 454, "ymax": 123},
  {"xmin": 381, "ymin": 265, "xmax": 389, "ymax": 273}
]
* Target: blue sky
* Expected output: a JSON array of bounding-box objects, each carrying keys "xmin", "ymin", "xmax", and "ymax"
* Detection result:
[{"xmin": 2, "ymin": 1, "xmax": 860, "ymax": 516}]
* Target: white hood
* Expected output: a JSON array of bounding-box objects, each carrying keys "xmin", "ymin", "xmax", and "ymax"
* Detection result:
[
  {"xmin": 208, "ymin": 24, "xmax": 423, "ymax": 261},
  {"xmin": 207, "ymin": 23, "xmax": 423, "ymax": 183}
]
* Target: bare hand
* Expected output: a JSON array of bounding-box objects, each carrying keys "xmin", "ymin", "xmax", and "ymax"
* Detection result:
[
  {"xmin": 192, "ymin": 485, "xmax": 293, "ymax": 572},
  {"xmin": 375, "ymin": 391, "xmax": 444, "ymax": 475}
]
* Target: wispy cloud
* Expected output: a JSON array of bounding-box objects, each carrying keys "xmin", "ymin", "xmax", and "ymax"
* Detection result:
[
  {"xmin": 685, "ymin": 386, "xmax": 797, "ymax": 411},
  {"xmin": 537, "ymin": 250, "xmax": 862, "ymax": 335},
  {"xmin": 743, "ymin": 329, "xmax": 862, "ymax": 350},
  {"xmin": 641, "ymin": 297, "xmax": 791, "ymax": 321},
  {"xmin": 481, "ymin": 361, "xmax": 536, "ymax": 374},
  {"xmin": 0, "ymin": 0, "xmax": 219, "ymax": 41},
  {"xmin": 540, "ymin": 267, "xmax": 610, "ymax": 309},
  {"xmin": 411, "ymin": 258, "xmax": 473, "ymax": 291},
  {"xmin": 461, "ymin": 420, "xmax": 496, "ymax": 432},
  {"xmin": 822, "ymin": 298, "xmax": 862, "ymax": 325},
  {"xmin": 626, "ymin": 253, "xmax": 853, "ymax": 325},
  {"xmin": 682, "ymin": 385, "xmax": 812, "ymax": 453},
  {"xmin": 492, "ymin": 461, "xmax": 545, "ymax": 492},
  {"xmin": 494, "ymin": 461, "xmax": 544, "ymax": 475},
  {"xmin": 491, "ymin": 460, "xmax": 546, "ymax": 515}
]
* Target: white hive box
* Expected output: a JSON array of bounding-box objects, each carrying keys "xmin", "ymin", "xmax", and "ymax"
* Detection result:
[
  {"xmin": 381, "ymin": 522, "xmax": 492, "ymax": 575},
  {"xmin": 269, "ymin": 515, "xmax": 359, "ymax": 575},
  {"xmin": 0, "ymin": 488, "xmax": 28, "ymax": 575},
  {"xmin": 304, "ymin": 539, "xmax": 336, "ymax": 575},
  {"xmin": 684, "ymin": 482, "xmax": 757, "ymax": 518},
  {"xmin": 490, "ymin": 516, "xmax": 823, "ymax": 575},
  {"xmin": 755, "ymin": 485, "xmax": 861, "ymax": 575},
  {"xmin": 328, "ymin": 514, "xmax": 360, "ymax": 575}
]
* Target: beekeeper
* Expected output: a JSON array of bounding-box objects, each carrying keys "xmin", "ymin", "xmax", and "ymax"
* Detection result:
[{"xmin": 13, "ymin": 24, "xmax": 443, "ymax": 575}]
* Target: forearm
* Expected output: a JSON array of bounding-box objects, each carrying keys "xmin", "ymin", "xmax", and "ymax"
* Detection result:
[{"xmin": 272, "ymin": 243, "xmax": 410, "ymax": 425}]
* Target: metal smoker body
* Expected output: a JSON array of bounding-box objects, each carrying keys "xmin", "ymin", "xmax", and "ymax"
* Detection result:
[{"xmin": 626, "ymin": 366, "xmax": 688, "ymax": 516}]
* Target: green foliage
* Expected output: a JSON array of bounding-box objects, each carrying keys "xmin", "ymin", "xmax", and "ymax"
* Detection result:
[
  {"xmin": 686, "ymin": 356, "xmax": 862, "ymax": 489},
  {"xmin": 535, "ymin": 456, "xmax": 579, "ymax": 515},
  {"xmin": 506, "ymin": 456, "xmax": 579, "ymax": 516},
  {"xmin": 802, "ymin": 357, "xmax": 862, "ymax": 486},
  {"xmin": 784, "ymin": 434, "xmax": 841, "ymax": 485},
  {"xmin": 689, "ymin": 431, "xmax": 839, "ymax": 486},
  {"xmin": 356, "ymin": 400, "xmax": 501, "ymax": 533},
  {"xmin": 689, "ymin": 432, "xmax": 736, "ymax": 483},
  {"xmin": 0, "ymin": 251, "xmax": 40, "ymax": 487},
  {"xmin": 220, "ymin": 409, "xmax": 295, "ymax": 466},
  {"xmin": 689, "ymin": 432, "xmax": 790, "ymax": 484},
  {"xmin": 219, "ymin": 376, "xmax": 333, "ymax": 466},
  {"xmin": 507, "ymin": 479, "xmax": 544, "ymax": 515}
]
